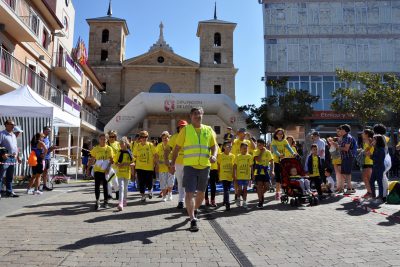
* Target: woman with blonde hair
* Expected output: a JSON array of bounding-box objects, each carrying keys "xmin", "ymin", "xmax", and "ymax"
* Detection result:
[{"xmin": 107, "ymin": 130, "xmax": 120, "ymax": 200}]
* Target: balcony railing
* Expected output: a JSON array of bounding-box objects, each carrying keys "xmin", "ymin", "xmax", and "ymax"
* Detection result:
[
  {"xmin": 1, "ymin": 0, "xmax": 40, "ymax": 36},
  {"xmin": 81, "ymin": 107, "xmax": 98, "ymax": 127},
  {"xmin": 0, "ymin": 46, "xmax": 63, "ymax": 107},
  {"xmin": 54, "ymin": 52, "xmax": 83, "ymax": 84},
  {"xmin": 86, "ymin": 85, "xmax": 102, "ymax": 104}
]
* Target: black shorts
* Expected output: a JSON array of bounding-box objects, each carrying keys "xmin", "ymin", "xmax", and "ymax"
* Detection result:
[
  {"xmin": 32, "ymin": 164, "xmax": 44, "ymax": 175},
  {"xmin": 274, "ymin": 163, "xmax": 282, "ymax": 184},
  {"xmin": 255, "ymin": 174, "xmax": 271, "ymax": 183},
  {"xmin": 362, "ymin": 164, "xmax": 373, "ymax": 169},
  {"xmin": 341, "ymin": 157, "xmax": 353, "ymax": 175},
  {"xmin": 44, "ymin": 159, "xmax": 50, "ymax": 170}
]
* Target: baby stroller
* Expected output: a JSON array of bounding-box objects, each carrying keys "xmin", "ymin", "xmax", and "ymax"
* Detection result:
[{"xmin": 279, "ymin": 158, "xmax": 319, "ymax": 207}]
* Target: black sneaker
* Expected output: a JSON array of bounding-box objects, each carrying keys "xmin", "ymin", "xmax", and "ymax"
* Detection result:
[
  {"xmin": 189, "ymin": 219, "xmax": 199, "ymax": 232},
  {"xmin": 148, "ymin": 192, "xmax": 153, "ymax": 199},
  {"xmin": 42, "ymin": 186, "xmax": 53, "ymax": 191},
  {"xmin": 177, "ymin": 201, "xmax": 184, "ymax": 209},
  {"xmin": 194, "ymin": 209, "xmax": 200, "ymax": 219},
  {"xmin": 94, "ymin": 201, "xmax": 99, "ymax": 211},
  {"xmin": 257, "ymin": 202, "xmax": 263, "ymax": 209},
  {"xmin": 5, "ymin": 192, "xmax": 19, "ymax": 198},
  {"xmin": 225, "ymin": 203, "xmax": 231, "ymax": 211}
]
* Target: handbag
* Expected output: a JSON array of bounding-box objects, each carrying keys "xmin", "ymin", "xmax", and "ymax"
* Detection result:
[{"xmin": 28, "ymin": 151, "xmax": 38, "ymax": 167}]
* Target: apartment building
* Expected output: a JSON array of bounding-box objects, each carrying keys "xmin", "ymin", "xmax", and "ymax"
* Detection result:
[
  {"xmin": 0, "ymin": 0, "xmax": 103, "ymax": 167},
  {"xmin": 260, "ymin": 0, "xmax": 400, "ymax": 138}
]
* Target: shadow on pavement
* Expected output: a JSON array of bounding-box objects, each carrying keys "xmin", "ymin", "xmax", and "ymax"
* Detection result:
[
  {"xmin": 59, "ymin": 220, "xmax": 189, "ymax": 249},
  {"xmin": 336, "ymin": 200, "xmax": 369, "ymax": 216},
  {"xmin": 85, "ymin": 206, "xmax": 185, "ymax": 223},
  {"xmin": 378, "ymin": 210, "xmax": 400, "ymax": 226}
]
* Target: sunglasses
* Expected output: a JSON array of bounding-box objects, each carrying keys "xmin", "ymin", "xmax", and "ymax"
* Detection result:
[{"xmin": 139, "ymin": 136, "xmax": 148, "ymax": 139}]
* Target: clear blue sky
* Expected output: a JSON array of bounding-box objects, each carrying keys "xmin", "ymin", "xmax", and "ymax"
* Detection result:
[{"xmin": 72, "ymin": 0, "xmax": 265, "ymax": 106}]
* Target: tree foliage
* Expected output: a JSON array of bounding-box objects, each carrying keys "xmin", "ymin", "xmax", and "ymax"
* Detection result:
[
  {"xmin": 239, "ymin": 78, "xmax": 319, "ymax": 135},
  {"xmin": 331, "ymin": 69, "xmax": 400, "ymax": 126}
]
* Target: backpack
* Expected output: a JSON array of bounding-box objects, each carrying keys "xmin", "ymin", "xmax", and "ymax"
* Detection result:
[
  {"xmin": 28, "ymin": 151, "xmax": 37, "ymax": 167},
  {"xmin": 350, "ymin": 135, "xmax": 358, "ymax": 157},
  {"xmin": 387, "ymin": 181, "xmax": 400, "ymax": 204}
]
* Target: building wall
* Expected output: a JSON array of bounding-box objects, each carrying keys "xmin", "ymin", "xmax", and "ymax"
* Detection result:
[{"xmin": 262, "ymin": 0, "xmax": 400, "ymax": 111}]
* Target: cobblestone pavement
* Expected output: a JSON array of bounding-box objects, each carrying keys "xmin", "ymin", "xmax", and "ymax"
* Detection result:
[{"xmin": 1, "ymin": 182, "xmax": 400, "ymax": 267}]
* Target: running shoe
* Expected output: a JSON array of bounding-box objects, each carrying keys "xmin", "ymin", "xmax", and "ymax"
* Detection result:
[
  {"xmin": 42, "ymin": 186, "xmax": 53, "ymax": 191},
  {"xmin": 257, "ymin": 201, "xmax": 263, "ymax": 209},
  {"xmin": 243, "ymin": 201, "xmax": 248, "ymax": 209},
  {"xmin": 26, "ymin": 188, "xmax": 34, "ymax": 195},
  {"xmin": 148, "ymin": 192, "xmax": 153, "ymax": 199},
  {"xmin": 167, "ymin": 193, "xmax": 172, "ymax": 201},
  {"xmin": 177, "ymin": 201, "xmax": 184, "ymax": 209},
  {"xmin": 141, "ymin": 196, "xmax": 146, "ymax": 203},
  {"xmin": 94, "ymin": 201, "xmax": 100, "ymax": 211},
  {"xmin": 210, "ymin": 200, "xmax": 217, "ymax": 207},
  {"xmin": 189, "ymin": 219, "xmax": 199, "ymax": 232},
  {"xmin": 162, "ymin": 196, "xmax": 167, "ymax": 202},
  {"xmin": 102, "ymin": 202, "xmax": 110, "ymax": 209},
  {"xmin": 33, "ymin": 190, "xmax": 43, "ymax": 195}
]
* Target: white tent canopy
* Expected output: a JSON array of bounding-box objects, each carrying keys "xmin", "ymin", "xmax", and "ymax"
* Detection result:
[{"xmin": 0, "ymin": 85, "xmax": 80, "ymax": 127}]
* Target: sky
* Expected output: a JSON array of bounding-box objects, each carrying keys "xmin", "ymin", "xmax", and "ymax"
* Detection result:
[{"xmin": 72, "ymin": 0, "xmax": 265, "ymax": 106}]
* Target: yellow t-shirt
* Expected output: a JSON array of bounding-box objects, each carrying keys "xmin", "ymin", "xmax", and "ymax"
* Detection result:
[
  {"xmin": 253, "ymin": 148, "xmax": 273, "ymax": 175},
  {"xmin": 218, "ymin": 152, "xmax": 235, "ymax": 181},
  {"xmin": 234, "ymin": 153, "xmax": 253, "ymax": 180},
  {"xmin": 311, "ymin": 155, "xmax": 320, "ymax": 177},
  {"xmin": 363, "ymin": 143, "xmax": 374, "ymax": 165},
  {"xmin": 90, "ymin": 145, "xmax": 114, "ymax": 173},
  {"xmin": 115, "ymin": 150, "xmax": 133, "ymax": 179},
  {"xmin": 175, "ymin": 125, "xmax": 217, "ymax": 169},
  {"xmin": 232, "ymin": 139, "xmax": 253, "ymax": 156},
  {"xmin": 168, "ymin": 133, "xmax": 184, "ymax": 165},
  {"xmin": 271, "ymin": 139, "xmax": 290, "ymax": 163},
  {"xmin": 130, "ymin": 141, "xmax": 138, "ymax": 153},
  {"xmin": 156, "ymin": 142, "xmax": 170, "ymax": 173},
  {"xmin": 133, "ymin": 142, "xmax": 156, "ymax": 171},
  {"xmin": 108, "ymin": 141, "xmax": 121, "ymax": 166},
  {"xmin": 284, "ymin": 146, "xmax": 297, "ymax": 158}
]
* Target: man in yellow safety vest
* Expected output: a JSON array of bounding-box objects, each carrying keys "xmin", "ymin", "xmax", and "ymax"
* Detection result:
[{"xmin": 171, "ymin": 107, "xmax": 218, "ymax": 232}]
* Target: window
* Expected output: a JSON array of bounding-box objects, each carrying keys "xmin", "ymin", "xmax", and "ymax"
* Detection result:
[
  {"xmin": 379, "ymin": 6, "xmax": 392, "ymax": 23},
  {"xmin": 355, "ymin": 7, "xmax": 367, "ymax": 24},
  {"xmin": 102, "ymin": 29, "xmax": 109, "ymax": 43},
  {"xmin": 214, "ymin": 53, "xmax": 221, "ymax": 64},
  {"xmin": 214, "ymin": 33, "xmax": 221, "ymax": 47},
  {"xmin": 149, "ymin": 82, "xmax": 171, "ymax": 93},
  {"xmin": 27, "ymin": 65, "xmax": 36, "ymax": 89},
  {"xmin": 31, "ymin": 14, "xmax": 40, "ymax": 36},
  {"xmin": 214, "ymin": 126, "xmax": 221, "ymax": 135},
  {"xmin": 214, "ymin": 85, "xmax": 221, "ymax": 94},
  {"xmin": 101, "ymin": 50, "xmax": 108, "ymax": 61},
  {"xmin": 42, "ymin": 29, "xmax": 49, "ymax": 49}
]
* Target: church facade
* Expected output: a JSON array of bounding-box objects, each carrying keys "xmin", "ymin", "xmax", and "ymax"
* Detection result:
[{"xmin": 86, "ymin": 4, "xmax": 243, "ymax": 141}]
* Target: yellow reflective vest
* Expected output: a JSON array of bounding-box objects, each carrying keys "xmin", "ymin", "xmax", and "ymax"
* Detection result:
[{"xmin": 183, "ymin": 124, "xmax": 213, "ymax": 167}]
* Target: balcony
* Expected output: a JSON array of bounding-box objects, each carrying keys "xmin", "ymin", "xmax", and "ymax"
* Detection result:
[
  {"xmin": 0, "ymin": 0, "xmax": 39, "ymax": 42},
  {"xmin": 85, "ymin": 86, "xmax": 101, "ymax": 107},
  {"xmin": 0, "ymin": 46, "xmax": 63, "ymax": 107},
  {"xmin": 81, "ymin": 107, "xmax": 98, "ymax": 132},
  {"xmin": 53, "ymin": 52, "xmax": 83, "ymax": 88}
]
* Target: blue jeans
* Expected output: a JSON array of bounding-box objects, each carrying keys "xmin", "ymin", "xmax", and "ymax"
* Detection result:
[{"xmin": 0, "ymin": 157, "xmax": 16, "ymax": 193}]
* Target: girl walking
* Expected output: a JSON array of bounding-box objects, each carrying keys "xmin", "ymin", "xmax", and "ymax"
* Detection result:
[{"xmin": 115, "ymin": 137, "xmax": 134, "ymax": 211}]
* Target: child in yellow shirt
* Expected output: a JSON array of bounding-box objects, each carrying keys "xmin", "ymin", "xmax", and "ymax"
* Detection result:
[
  {"xmin": 234, "ymin": 143, "xmax": 253, "ymax": 208},
  {"xmin": 115, "ymin": 137, "xmax": 134, "ymax": 211},
  {"xmin": 218, "ymin": 142, "xmax": 235, "ymax": 211}
]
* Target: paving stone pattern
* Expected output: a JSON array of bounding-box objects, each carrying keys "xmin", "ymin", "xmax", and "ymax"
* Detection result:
[{"xmin": 0, "ymin": 183, "xmax": 400, "ymax": 267}]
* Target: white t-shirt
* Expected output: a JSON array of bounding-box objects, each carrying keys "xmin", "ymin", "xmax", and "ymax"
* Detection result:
[
  {"xmin": 326, "ymin": 176, "xmax": 335, "ymax": 192},
  {"xmin": 314, "ymin": 138, "xmax": 326, "ymax": 160}
]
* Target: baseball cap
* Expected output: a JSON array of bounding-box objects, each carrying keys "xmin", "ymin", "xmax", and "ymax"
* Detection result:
[
  {"xmin": 238, "ymin": 128, "xmax": 246, "ymax": 133},
  {"xmin": 177, "ymin": 120, "xmax": 188, "ymax": 127},
  {"xmin": 13, "ymin": 126, "xmax": 23, "ymax": 133},
  {"xmin": 160, "ymin": 131, "xmax": 170, "ymax": 137},
  {"xmin": 311, "ymin": 131, "xmax": 320, "ymax": 136},
  {"xmin": 227, "ymin": 127, "xmax": 232, "ymax": 130}
]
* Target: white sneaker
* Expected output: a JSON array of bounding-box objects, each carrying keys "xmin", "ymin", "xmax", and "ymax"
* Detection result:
[
  {"xmin": 162, "ymin": 196, "xmax": 167, "ymax": 202},
  {"xmin": 33, "ymin": 190, "xmax": 43, "ymax": 195},
  {"xmin": 235, "ymin": 199, "xmax": 240, "ymax": 207},
  {"xmin": 167, "ymin": 193, "xmax": 172, "ymax": 201},
  {"xmin": 26, "ymin": 188, "xmax": 34, "ymax": 195},
  {"xmin": 243, "ymin": 201, "xmax": 248, "ymax": 209}
]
